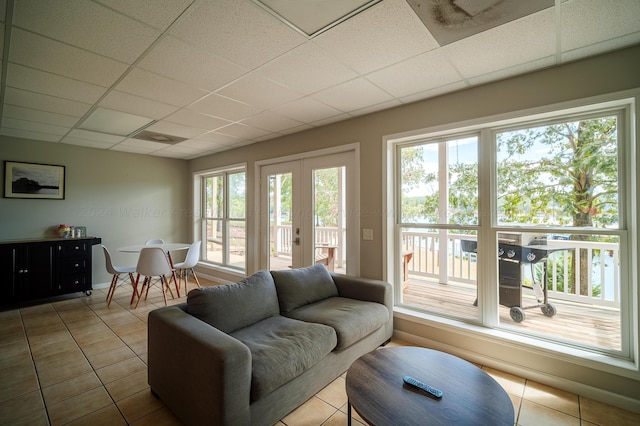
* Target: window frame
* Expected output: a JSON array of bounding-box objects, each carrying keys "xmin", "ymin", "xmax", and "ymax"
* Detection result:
[
  {"xmin": 195, "ymin": 164, "xmax": 247, "ymax": 273},
  {"xmin": 385, "ymin": 91, "xmax": 638, "ymax": 373}
]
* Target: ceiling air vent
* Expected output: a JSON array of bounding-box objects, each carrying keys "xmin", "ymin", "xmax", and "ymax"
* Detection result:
[
  {"xmin": 132, "ymin": 131, "xmax": 187, "ymax": 145},
  {"xmin": 405, "ymin": 0, "xmax": 553, "ymax": 45}
]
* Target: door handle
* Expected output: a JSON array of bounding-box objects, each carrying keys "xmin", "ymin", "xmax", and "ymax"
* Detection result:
[{"xmin": 293, "ymin": 237, "xmax": 300, "ymax": 246}]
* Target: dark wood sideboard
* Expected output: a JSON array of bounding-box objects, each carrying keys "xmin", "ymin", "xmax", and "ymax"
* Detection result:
[{"xmin": 0, "ymin": 236, "xmax": 101, "ymax": 307}]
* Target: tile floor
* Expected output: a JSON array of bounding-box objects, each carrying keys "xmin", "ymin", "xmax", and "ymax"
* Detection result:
[{"xmin": 1, "ymin": 277, "xmax": 639, "ymax": 425}]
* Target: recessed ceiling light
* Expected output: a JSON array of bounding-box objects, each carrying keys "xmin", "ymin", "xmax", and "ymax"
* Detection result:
[
  {"xmin": 78, "ymin": 107, "xmax": 155, "ymax": 137},
  {"xmin": 253, "ymin": 0, "xmax": 382, "ymax": 38}
]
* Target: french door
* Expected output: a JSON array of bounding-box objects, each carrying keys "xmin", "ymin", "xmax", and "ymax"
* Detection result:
[{"xmin": 259, "ymin": 150, "xmax": 358, "ymax": 275}]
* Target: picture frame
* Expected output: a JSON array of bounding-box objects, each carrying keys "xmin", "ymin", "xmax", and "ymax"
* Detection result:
[{"xmin": 4, "ymin": 161, "xmax": 66, "ymax": 200}]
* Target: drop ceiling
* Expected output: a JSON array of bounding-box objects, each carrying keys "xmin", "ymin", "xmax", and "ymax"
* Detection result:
[{"xmin": 0, "ymin": 0, "xmax": 639, "ymax": 159}]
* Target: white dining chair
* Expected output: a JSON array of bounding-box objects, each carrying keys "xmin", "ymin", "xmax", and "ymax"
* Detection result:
[
  {"xmin": 134, "ymin": 247, "xmax": 175, "ymax": 308},
  {"xmin": 172, "ymin": 241, "xmax": 202, "ymax": 296},
  {"xmin": 145, "ymin": 239, "xmax": 165, "ymax": 245},
  {"xmin": 102, "ymin": 245, "xmax": 137, "ymax": 307}
]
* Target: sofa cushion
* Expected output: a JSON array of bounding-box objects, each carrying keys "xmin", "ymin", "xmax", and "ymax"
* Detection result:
[
  {"xmin": 285, "ymin": 297, "xmax": 389, "ymax": 350},
  {"xmin": 230, "ymin": 315, "xmax": 337, "ymax": 401},
  {"xmin": 186, "ymin": 270, "xmax": 279, "ymax": 334},
  {"xmin": 270, "ymin": 263, "xmax": 338, "ymax": 313}
]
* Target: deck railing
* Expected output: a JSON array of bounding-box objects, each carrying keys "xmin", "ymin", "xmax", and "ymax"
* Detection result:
[
  {"xmin": 401, "ymin": 231, "xmax": 620, "ymax": 309},
  {"xmin": 271, "ymin": 225, "xmax": 620, "ymax": 309}
]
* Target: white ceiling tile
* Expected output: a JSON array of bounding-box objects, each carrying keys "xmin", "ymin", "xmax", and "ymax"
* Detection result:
[
  {"xmin": 146, "ymin": 120, "xmax": 208, "ymax": 139},
  {"xmin": 99, "ymin": 91, "xmax": 179, "ymax": 120},
  {"xmin": 2, "ymin": 117, "xmax": 69, "ymax": 135},
  {"xmin": 189, "ymin": 94, "xmax": 262, "ymax": 122},
  {"xmin": 151, "ymin": 149, "xmax": 195, "ymax": 159},
  {"xmin": 216, "ymin": 73, "xmax": 303, "ymax": 109},
  {"xmin": 350, "ymin": 99, "xmax": 403, "ymax": 117},
  {"xmin": 6, "ymin": 63, "xmax": 106, "ymax": 104},
  {"xmin": 67, "ymin": 129, "xmax": 126, "ymax": 143},
  {"xmin": 311, "ymin": 78, "xmax": 394, "ymax": 112},
  {"xmin": 13, "ymin": 0, "xmax": 161, "ymax": 63},
  {"xmin": 9, "ymin": 28, "xmax": 128, "ymax": 87},
  {"xmin": 61, "ymin": 137, "xmax": 119, "ymax": 149},
  {"xmin": 271, "ymin": 97, "xmax": 343, "ymax": 123},
  {"xmin": 443, "ymin": 8, "xmax": 556, "ymax": 79},
  {"xmin": 314, "ymin": 0, "xmax": 439, "ymax": 74},
  {"xmin": 561, "ymin": 0, "xmax": 640, "ymax": 52},
  {"xmin": 561, "ymin": 32, "xmax": 640, "ymax": 63},
  {"xmin": 179, "ymin": 138, "xmax": 230, "ymax": 150},
  {"xmin": 278, "ymin": 123, "xmax": 313, "ymax": 136},
  {"xmin": 4, "ymin": 87, "xmax": 91, "ymax": 117},
  {"xmin": 165, "ymin": 109, "xmax": 232, "ymax": 130},
  {"xmin": 169, "ymin": 0, "xmax": 306, "ymax": 69},
  {"xmin": 215, "ymin": 123, "xmax": 271, "ymax": 140},
  {"xmin": 3, "ymin": 105, "xmax": 79, "ymax": 128},
  {"xmin": 93, "ymin": 0, "xmax": 193, "ymax": 30},
  {"xmin": 241, "ymin": 110, "xmax": 303, "ymax": 133},
  {"xmin": 112, "ymin": 138, "xmax": 167, "ymax": 152},
  {"xmin": 0, "ymin": 127, "xmax": 62, "ymax": 142},
  {"xmin": 138, "ymin": 36, "xmax": 247, "ymax": 91},
  {"xmin": 193, "ymin": 131, "xmax": 241, "ymax": 145},
  {"xmin": 366, "ymin": 51, "xmax": 463, "ymax": 98},
  {"xmin": 115, "ymin": 68, "xmax": 208, "ymax": 107},
  {"xmin": 311, "ymin": 113, "xmax": 351, "ymax": 127},
  {"xmin": 256, "ymin": 42, "xmax": 359, "ymax": 95},
  {"xmin": 400, "ymin": 81, "xmax": 469, "ymax": 104},
  {"xmin": 467, "ymin": 56, "xmax": 557, "ymax": 86}
]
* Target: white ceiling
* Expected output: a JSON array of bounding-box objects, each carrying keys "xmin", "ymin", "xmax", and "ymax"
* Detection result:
[{"xmin": 0, "ymin": 0, "xmax": 639, "ymax": 159}]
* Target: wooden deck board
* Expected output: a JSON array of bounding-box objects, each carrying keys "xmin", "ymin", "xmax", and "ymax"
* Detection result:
[{"xmin": 402, "ymin": 278, "xmax": 621, "ymax": 351}]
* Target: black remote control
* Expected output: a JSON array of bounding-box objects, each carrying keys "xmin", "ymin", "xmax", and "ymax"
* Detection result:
[{"xmin": 403, "ymin": 375, "xmax": 443, "ymax": 398}]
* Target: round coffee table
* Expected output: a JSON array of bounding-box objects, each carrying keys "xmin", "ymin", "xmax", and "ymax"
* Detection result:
[{"xmin": 346, "ymin": 346, "xmax": 514, "ymax": 425}]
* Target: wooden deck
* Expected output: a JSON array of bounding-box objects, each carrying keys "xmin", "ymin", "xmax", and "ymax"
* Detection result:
[{"xmin": 402, "ymin": 278, "xmax": 621, "ymax": 351}]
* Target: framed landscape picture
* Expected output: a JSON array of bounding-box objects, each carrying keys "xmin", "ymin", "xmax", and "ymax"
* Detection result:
[{"xmin": 4, "ymin": 161, "xmax": 66, "ymax": 200}]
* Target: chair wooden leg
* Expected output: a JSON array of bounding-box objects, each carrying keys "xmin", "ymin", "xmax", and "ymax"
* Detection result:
[
  {"xmin": 161, "ymin": 276, "xmax": 168, "ymax": 306},
  {"xmin": 134, "ymin": 275, "xmax": 145, "ymax": 308},
  {"xmin": 106, "ymin": 274, "xmax": 118, "ymax": 306},
  {"xmin": 191, "ymin": 268, "xmax": 201, "ymax": 288},
  {"xmin": 128, "ymin": 273, "xmax": 138, "ymax": 303}
]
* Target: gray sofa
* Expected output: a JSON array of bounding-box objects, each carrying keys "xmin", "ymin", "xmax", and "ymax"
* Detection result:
[{"xmin": 147, "ymin": 264, "xmax": 393, "ymax": 426}]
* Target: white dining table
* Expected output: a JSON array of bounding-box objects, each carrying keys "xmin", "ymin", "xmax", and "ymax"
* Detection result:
[{"xmin": 118, "ymin": 243, "xmax": 190, "ymax": 298}]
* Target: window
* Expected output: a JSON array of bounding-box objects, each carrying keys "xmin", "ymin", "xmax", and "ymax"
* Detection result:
[
  {"xmin": 390, "ymin": 97, "xmax": 634, "ymax": 361},
  {"xmin": 201, "ymin": 168, "xmax": 246, "ymax": 271}
]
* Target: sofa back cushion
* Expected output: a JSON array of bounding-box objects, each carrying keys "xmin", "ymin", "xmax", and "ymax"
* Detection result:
[
  {"xmin": 186, "ymin": 269, "xmax": 279, "ymax": 333},
  {"xmin": 270, "ymin": 263, "xmax": 338, "ymax": 313}
]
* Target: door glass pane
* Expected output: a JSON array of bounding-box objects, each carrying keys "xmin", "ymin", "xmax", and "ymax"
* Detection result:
[
  {"xmin": 313, "ymin": 166, "xmax": 345, "ymax": 274},
  {"xmin": 399, "ymin": 136, "xmax": 479, "ymax": 320},
  {"xmin": 268, "ymin": 173, "xmax": 293, "ymax": 271}
]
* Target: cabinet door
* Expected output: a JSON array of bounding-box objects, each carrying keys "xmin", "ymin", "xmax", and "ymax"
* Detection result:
[
  {"xmin": 25, "ymin": 243, "xmax": 53, "ymax": 299},
  {"xmin": 0, "ymin": 245, "xmax": 17, "ymax": 304}
]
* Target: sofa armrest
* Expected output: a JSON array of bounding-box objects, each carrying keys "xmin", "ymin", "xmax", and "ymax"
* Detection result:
[
  {"xmin": 148, "ymin": 305, "xmax": 252, "ymax": 426},
  {"xmin": 331, "ymin": 273, "xmax": 392, "ymax": 306}
]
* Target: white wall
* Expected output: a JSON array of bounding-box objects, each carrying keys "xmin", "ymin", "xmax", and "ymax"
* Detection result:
[{"xmin": 0, "ymin": 138, "xmax": 190, "ymax": 285}]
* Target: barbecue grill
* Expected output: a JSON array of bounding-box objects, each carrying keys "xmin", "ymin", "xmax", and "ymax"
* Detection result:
[{"xmin": 461, "ymin": 234, "xmax": 568, "ymax": 322}]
